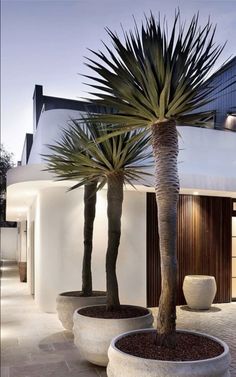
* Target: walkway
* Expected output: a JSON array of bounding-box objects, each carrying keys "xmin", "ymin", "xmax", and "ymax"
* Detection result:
[
  {"xmin": 1, "ymin": 261, "xmax": 106, "ymax": 377},
  {"xmin": 1, "ymin": 260, "xmax": 236, "ymax": 376}
]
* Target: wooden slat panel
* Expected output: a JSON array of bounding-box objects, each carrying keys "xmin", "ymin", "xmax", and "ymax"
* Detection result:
[
  {"xmin": 146, "ymin": 193, "xmax": 161, "ymax": 307},
  {"xmin": 147, "ymin": 194, "xmax": 232, "ymax": 307}
]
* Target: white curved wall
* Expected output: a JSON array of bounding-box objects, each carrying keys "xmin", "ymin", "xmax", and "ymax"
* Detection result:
[
  {"xmin": 8, "ymin": 118, "xmax": 236, "ymax": 195},
  {"xmin": 34, "ymin": 187, "xmax": 66, "ymax": 312},
  {"xmin": 28, "ymin": 109, "xmax": 86, "ymax": 165},
  {"xmin": 15, "ymin": 106, "xmax": 236, "ymax": 188},
  {"xmin": 33, "ymin": 111, "xmax": 236, "ymax": 187},
  {"xmin": 33, "ymin": 186, "xmax": 146, "ymax": 312}
]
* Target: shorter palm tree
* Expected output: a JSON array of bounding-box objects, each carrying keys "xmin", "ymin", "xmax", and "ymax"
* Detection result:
[
  {"xmin": 45, "ymin": 119, "xmax": 153, "ymax": 310},
  {"xmin": 45, "ymin": 124, "xmax": 98, "ymax": 296}
]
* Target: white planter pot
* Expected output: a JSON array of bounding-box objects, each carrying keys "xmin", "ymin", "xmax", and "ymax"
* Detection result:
[
  {"xmin": 107, "ymin": 329, "xmax": 231, "ymax": 377},
  {"xmin": 56, "ymin": 291, "xmax": 106, "ymax": 331},
  {"xmin": 73, "ymin": 305, "xmax": 154, "ymax": 366},
  {"xmin": 183, "ymin": 275, "xmax": 217, "ymax": 310}
]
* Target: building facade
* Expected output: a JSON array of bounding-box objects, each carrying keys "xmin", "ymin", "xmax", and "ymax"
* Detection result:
[{"xmin": 6, "ymin": 59, "xmax": 236, "ymax": 312}]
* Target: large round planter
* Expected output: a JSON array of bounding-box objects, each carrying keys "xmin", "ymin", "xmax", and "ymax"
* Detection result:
[
  {"xmin": 107, "ymin": 329, "xmax": 231, "ymax": 377},
  {"xmin": 56, "ymin": 291, "xmax": 106, "ymax": 331},
  {"xmin": 73, "ymin": 305, "xmax": 154, "ymax": 366},
  {"xmin": 183, "ymin": 275, "xmax": 217, "ymax": 310}
]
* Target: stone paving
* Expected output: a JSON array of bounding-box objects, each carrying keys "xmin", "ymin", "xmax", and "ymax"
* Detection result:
[
  {"xmin": 1, "ymin": 261, "xmax": 106, "ymax": 377},
  {"xmin": 1, "ymin": 260, "xmax": 236, "ymax": 376}
]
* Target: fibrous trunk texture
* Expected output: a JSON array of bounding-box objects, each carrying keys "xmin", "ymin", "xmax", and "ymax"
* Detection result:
[
  {"xmin": 151, "ymin": 122, "xmax": 179, "ymax": 347},
  {"xmin": 106, "ymin": 174, "xmax": 124, "ymax": 310},
  {"xmin": 82, "ymin": 182, "xmax": 97, "ymax": 296}
]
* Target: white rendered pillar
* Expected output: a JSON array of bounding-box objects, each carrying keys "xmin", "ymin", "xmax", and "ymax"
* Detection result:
[
  {"xmin": 34, "ymin": 187, "xmax": 66, "ymax": 312},
  {"xmin": 20, "ymin": 220, "xmax": 27, "ymax": 262}
]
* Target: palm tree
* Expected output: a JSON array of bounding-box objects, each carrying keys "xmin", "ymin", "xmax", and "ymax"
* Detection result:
[
  {"xmin": 45, "ymin": 119, "xmax": 152, "ymax": 310},
  {"xmin": 45, "ymin": 125, "xmax": 98, "ymax": 296},
  {"xmin": 82, "ymin": 12, "xmax": 230, "ymax": 345}
]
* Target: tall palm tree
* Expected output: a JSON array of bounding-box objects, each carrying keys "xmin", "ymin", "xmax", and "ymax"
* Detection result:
[
  {"xmin": 82, "ymin": 12, "xmax": 231, "ymax": 345},
  {"xmin": 45, "ymin": 120, "xmax": 152, "ymax": 310}
]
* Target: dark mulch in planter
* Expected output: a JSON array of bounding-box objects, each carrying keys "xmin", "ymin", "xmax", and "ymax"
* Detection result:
[
  {"xmin": 78, "ymin": 305, "xmax": 149, "ymax": 319},
  {"xmin": 116, "ymin": 331, "xmax": 224, "ymax": 361},
  {"xmin": 60, "ymin": 291, "xmax": 106, "ymax": 297}
]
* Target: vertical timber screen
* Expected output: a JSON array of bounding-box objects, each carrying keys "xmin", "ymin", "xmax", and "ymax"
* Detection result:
[{"xmin": 146, "ymin": 194, "xmax": 232, "ymax": 307}]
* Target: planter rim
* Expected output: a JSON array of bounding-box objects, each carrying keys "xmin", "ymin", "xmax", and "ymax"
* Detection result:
[
  {"xmin": 184, "ymin": 275, "xmax": 215, "ymax": 280},
  {"xmin": 110, "ymin": 328, "xmax": 229, "ymax": 364},
  {"xmin": 76, "ymin": 304, "xmax": 152, "ymax": 321},
  {"xmin": 58, "ymin": 290, "xmax": 106, "ymax": 297}
]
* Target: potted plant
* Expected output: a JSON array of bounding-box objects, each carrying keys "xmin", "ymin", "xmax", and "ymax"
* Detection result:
[
  {"xmin": 56, "ymin": 120, "xmax": 154, "ymax": 365},
  {"xmin": 84, "ymin": 11, "xmax": 232, "ymax": 376},
  {"xmin": 45, "ymin": 121, "xmax": 107, "ymax": 331},
  {"xmin": 46, "ymin": 120, "xmax": 154, "ymax": 361}
]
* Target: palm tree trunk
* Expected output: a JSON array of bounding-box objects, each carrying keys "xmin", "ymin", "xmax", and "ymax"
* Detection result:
[
  {"xmin": 82, "ymin": 182, "xmax": 97, "ymax": 296},
  {"xmin": 106, "ymin": 174, "xmax": 123, "ymax": 310},
  {"xmin": 151, "ymin": 121, "xmax": 179, "ymax": 347}
]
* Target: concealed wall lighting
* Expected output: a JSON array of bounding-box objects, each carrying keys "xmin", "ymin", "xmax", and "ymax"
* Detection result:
[
  {"xmin": 225, "ymin": 113, "xmax": 236, "ymax": 131},
  {"xmin": 193, "ymin": 191, "xmax": 199, "ymax": 195}
]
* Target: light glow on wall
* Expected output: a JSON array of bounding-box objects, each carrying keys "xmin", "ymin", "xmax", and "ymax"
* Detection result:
[{"xmin": 225, "ymin": 114, "xmax": 236, "ymax": 131}]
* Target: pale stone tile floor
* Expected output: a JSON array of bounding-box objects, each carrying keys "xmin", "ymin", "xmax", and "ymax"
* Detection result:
[
  {"xmin": 1, "ymin": 261, "xmax": 106, "ymax": 377},
  {"xmin": 1, "ymin": 260, "xmax": 236, "ymax": 376}
]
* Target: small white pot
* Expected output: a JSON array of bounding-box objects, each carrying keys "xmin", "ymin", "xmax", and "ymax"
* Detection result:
[
  {"xmin": 183, "ymin": 275, "xmax": 217, "ymax": 310},
  {"xmin": 73, "ymin": 305, "xmax": 154, "ymax": 366},
  {"xmin": 107, "ymin": 329, "xmax": 231, "ymax": 377},
  {"xmin": 56, "ymin": 291, "xmax": 106, "ymax": 331}
]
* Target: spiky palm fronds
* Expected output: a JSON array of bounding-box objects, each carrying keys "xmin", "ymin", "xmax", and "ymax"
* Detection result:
[
  {"xmin": 44, "ymin": 119, "xmax": 153, "ymax": 309},
  {"xmin": 82, "ymin": 11, "xmax": 232, "ymax": 345},
  {"xmin": 44, "ymin": 119, "xmax": 153, "ymax": 190},
  {"xmin": 84, "ymin": 12, "xmax": 228, "ymax": 129}
]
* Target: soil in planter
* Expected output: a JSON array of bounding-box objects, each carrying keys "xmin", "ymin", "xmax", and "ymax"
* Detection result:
[
  {"xmin": 116, "ymin": 331, "xmax": 224, "ymax": 361},
  {"xmin": 61, "ymin": 291, "xmax": 106, "ymax": 297},
  {"xmin": 78, "ymin": 305, "xmax": 149, "ymax": 319}
]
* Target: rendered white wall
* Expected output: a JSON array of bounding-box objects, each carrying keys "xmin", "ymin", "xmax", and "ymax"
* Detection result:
[
  {"xmin": 28, "ymin": 109, "xmax": 85, "ymax": 165},
  {"xmin": 60, "ymin": 188, "xmax": 147, "ymax": 306},
  {"xmin": 33, "ymin": 185, "xmax": 146, "ymax": 312},
  {"xmin": 19, "ymin": 221, "xmax": 27, "ymax": 262},
  {"xmin": 34, "ymin": 187, "xmax": 66, "ymax": 312},
  {"xmin": 17, "ymin": 224, "xmax": 21, "ymax": 261},
  {"xmin": 57, "ymin": 187, "xmax": 85, "ymax": 293},
  {"xmin": 116, "ymin": 190, "xmax": 146, "ymax": 306},
  {"xmin": 178, "ymin": 126, "xmax": 236, "ymax": 177},
  {"xmin": 27, "ymin": 203, "xmax": 36, "ymax": 295},
  {"xmin": 17, "ymin": 222, "xmax": 27, "ymax": 262},
  {"xmin": 16, "ymin": 221, "xmax": 27, "ymax": 262},
  {"xmin": 0, "ymin": 227, "xmax": 18, "ymax": 260},
  {"xmin": 34, "ymin": 195, "xmax": 41, "ymax": 306},
  {"xmin": 8, "ymin": 122, "xmax": 236, "ymax": 197}
]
